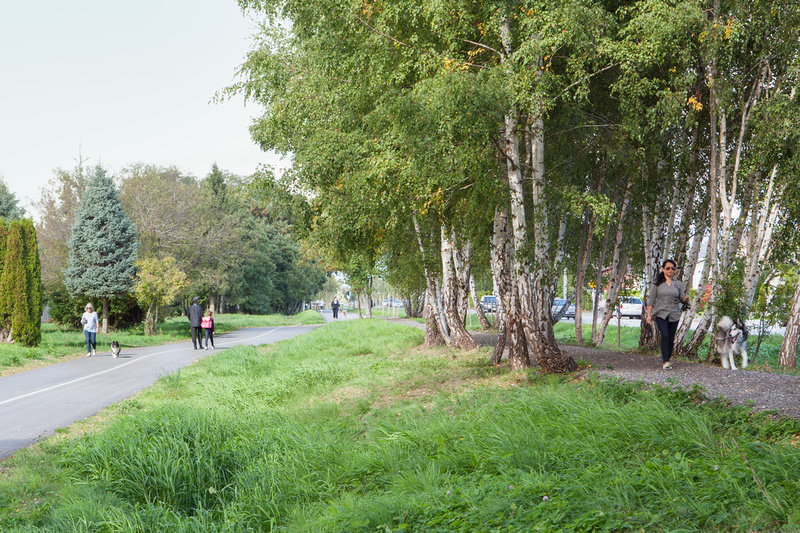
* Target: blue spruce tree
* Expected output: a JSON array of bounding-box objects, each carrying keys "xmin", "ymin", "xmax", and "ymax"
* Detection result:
[{"xmin": 64, "ymin": 166, "xmax": 138, "ymax": 333}]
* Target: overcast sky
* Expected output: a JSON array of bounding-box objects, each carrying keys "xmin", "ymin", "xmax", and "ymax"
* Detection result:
[{"xmin": 0, "ymin": 1, "xmax": 282, "ymax": 218}]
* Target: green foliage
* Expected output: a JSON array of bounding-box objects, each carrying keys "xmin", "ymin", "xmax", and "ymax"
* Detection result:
[
  {"xmin": 0, "ymin": 179, "xmax": 24, "ymax": 220},
  {"xmin": 64, "ymin": 166, "xmax": 138, "ymax": 301},
  {"xmin": 715, "ymin": 261, "xmax": 748, "ymax": 321},
  {"xmin": 44, "ymin": 283, "xmax": 84, "ymax": 329},
  {"xmin": 133, "ymin": 256, "xmax": 188, "ymax": 334},
  {"xmin": 0, "ymin": 219, "xmax": 42, "ymax": 346},
  {"xmin": 19, "ymin": 219, "xmax": 43, "ymax": 346}
]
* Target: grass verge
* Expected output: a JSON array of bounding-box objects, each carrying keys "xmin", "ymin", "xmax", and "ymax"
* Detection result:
[
  {"xmin": 1, "ymin": 319, "xmax": 799, "ymax": 531},
  {"xmin": 0, "ymin": 311, "xmax": 326, "ymax": 377}
]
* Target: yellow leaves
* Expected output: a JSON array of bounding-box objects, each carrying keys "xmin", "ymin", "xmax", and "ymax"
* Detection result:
[
  {"xmin": 669, "ymin": 67, "xmax": 677, "ymax": 73},
  {"xmin": 420, "ymin": 187, "xmax": 444, "ymax": 216},
  {"xmin": 360, "ymin": 0, "xmax": 383, "ymax": 19},
  {"xmin": 687, "ymin": 95, "xmax": 703, "ymax": 111},
  {"xmin": 443, "ymin": 57, "xmax": 469, "ymax": 72},
  {"xmin": 724, "ymin": 19, "xmax": 733, "ymax": 40}
]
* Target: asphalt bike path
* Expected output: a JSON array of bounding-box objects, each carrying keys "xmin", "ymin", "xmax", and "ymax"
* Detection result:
[{"xmin": 0, "ymin": 325, "xmax": 321, "ymax": 459}]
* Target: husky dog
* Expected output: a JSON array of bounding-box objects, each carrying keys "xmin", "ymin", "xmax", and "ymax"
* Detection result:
[
  {"xmin": 110, "ymin": 340, "xmax": 121, "ymax": 358},
  {"xmin": 717, "ymin": 316, "xmax": 748, "ymax": 370}
]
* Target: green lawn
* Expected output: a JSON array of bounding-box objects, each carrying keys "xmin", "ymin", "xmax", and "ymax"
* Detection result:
[
  {"xmin": 1, "ymin": 319, "xmax": 799, "ymax": 532},
  {"xmin": 0, "ymin": 311, "xmax": 326, "ymax": 376}
]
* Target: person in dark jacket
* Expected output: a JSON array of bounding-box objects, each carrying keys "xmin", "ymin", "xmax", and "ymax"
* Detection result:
[
  {"xmin": 646, "ymin": 259, "xmax": 690, "ymax": 370},
  {"xmin": 331, "ymin": 297, "xmax": 340, "ymax": 319},
  {"xmin": 188, "ymin": 296, "xmax": 204, "ymax": 349}
]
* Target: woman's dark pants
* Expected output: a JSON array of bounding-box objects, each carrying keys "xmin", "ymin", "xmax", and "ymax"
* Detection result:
[{"xmin": 654, "ymin": 317, "xmax": 679, "ymax": 363}]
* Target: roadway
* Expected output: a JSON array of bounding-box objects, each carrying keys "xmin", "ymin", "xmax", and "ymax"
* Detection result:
[{"xmin": 0, "ymin": 325, "xmax": 321, "ymax": 459}]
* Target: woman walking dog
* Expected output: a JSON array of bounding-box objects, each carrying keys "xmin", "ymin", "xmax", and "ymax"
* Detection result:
[
  {"xmin": 81, "ymin": 303, "xmax": 99, "ymax": 357},
  {"xmin": 646, "ymin": 259, "xmax": 690, "ymax": 370}
]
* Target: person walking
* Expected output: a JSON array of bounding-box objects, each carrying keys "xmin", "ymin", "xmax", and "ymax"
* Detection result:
[
  {"xmin": 646, "ymin": 259, "xmax": 690, "ymax": 370},
  {"xmin": 188, "ymin": 297, "xmax": 204, "ymax": 349},
  {"xmin": 201, "ymin": 310, "xmax": 215, "ymax": 349},
  {"xmin": 331, "ymin": 297, "xmax": 340, "ymax": 319},
  {"xmin": 81, "ymin": 303, "xmax": 100, "ymax": 357}
]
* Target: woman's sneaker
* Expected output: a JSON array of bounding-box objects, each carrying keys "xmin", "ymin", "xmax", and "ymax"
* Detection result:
[{"xmin": 663, "ymin": 362, "xmax": 673, "ymax": 370}]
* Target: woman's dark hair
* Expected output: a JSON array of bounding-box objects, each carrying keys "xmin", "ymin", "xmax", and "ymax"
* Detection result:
[{"xmin": 655, "ymin": 259, "xmax": 677, "ymax": 286}]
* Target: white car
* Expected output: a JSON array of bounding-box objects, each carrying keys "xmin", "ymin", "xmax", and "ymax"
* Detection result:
[
  {"xmin": 551, "ymin": 299, "xmax": 576, "ymax": 320},
  {"xmin": 617, "ymin": 296, "xmax": 643, "ymax": 318}
]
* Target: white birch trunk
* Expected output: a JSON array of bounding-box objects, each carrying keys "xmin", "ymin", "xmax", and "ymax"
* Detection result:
[{"xmin": 779, "ymin": 274, "xmax": 800, "ymax": 369}]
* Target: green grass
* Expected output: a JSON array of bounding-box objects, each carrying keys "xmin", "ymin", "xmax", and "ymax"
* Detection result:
[
  {"xmin": 0, "ymin": 311, "xmax": 326, "ymax": 375},
  {"xmin": 2, "ymin": 319, "xmax": 800, "ymax": 532}
]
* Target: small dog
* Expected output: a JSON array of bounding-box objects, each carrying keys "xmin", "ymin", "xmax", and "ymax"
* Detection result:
[
  {"xmin": 717, "ymin": 316, "xmax": 748, "ymax": 370},
  {"xmin": 110, "ymin": 340, "xmax": 121, "ymax": 358},
  {"xmin": 341, "ymin": 309, "xmax": 348, "ymax": 319}
]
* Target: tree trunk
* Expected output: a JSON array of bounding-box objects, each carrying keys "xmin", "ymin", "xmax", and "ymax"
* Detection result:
[
  {"xmin": 440, "ymin": 227, "xmax": 477, "ymax": 350},
  {"xmin": 424, "ymin": 291, "xmax": 446, "ymax": 348},
  {"xmin": 469, "ymin": 273, "xmax": 491, "ymax": 330},
  {"xmin": 413, "ymin": 215, "xmax": 452, "ymax": 346},
  {"xmin": 527, "ymin": 113, "xmax": 576, "ymax": 373},
  {"xmin": 491, "ymin": 207, "xmax": 511, "ymax": 332},
  {"xmin": 779, "ymin": 274, "xmax": 800, "ymax": 369},
  {"xmin": 102, "ymin": 296, "xmax": 109, "ymax": 334},
  {"xmin": 574, "ymin": 213, "xmax": 594, "ymax": 344},
  {"xmin": 591, "ymin": 225, "xmax": 611, "ymax": 343},
  {"xmin": 145, "ymin": 301, "xmax": 155, "ymax": 335},
  {"xmin": 452, "ymin": 234, "xmax": 473, "ymax": 325}
]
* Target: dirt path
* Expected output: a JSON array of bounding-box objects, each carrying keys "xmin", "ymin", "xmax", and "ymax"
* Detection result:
[{"xmin": 388, "ymin": 319, "xmax": 800, "ymax": 421}]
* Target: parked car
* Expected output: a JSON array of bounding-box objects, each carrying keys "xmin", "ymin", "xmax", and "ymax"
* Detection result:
[
  {"xmin": 480, "ymin": 295, "xmax": 497, "ymax": 313},
  {"xmin": 551, "ymin": 298, "xmax": 576, "ymax": 320},
  {"xmin": 617, "ymin": 296, "xmax": 643, "ymax": 318}
]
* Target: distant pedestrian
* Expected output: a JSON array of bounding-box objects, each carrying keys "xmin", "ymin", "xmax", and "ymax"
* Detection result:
[
  {"xmin": 331, "ymin": 297, "xmax": 340, "ymax": 319},
  {"xmin": 188, "ymin": 297, "xmax": 204, "ymax": 349},
  {"xmin": 646, "ymin": 259, "xmax": 690, "ymax": 370},
  {"xmin": 201, "ymin": 310, "xmax": 215, "ymax": 349},
  {"xmin": 81, "ymin": 303, "xmax": 99, "ymax": 357}
]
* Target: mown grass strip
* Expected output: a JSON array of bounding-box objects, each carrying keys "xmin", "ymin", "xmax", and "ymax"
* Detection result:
[{"xmin": 0, "ymin": 311, "xmax": 326, "ymax": 376}]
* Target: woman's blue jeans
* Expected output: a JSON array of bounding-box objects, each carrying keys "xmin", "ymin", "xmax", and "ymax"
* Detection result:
[{"xmin": 85, "ymin": 330, "xmax": 96, "ymax": 353}]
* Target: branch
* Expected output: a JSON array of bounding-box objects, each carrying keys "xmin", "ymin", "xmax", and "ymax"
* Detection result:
[
  {"xmin": 557, "ymin": 61, "xmax": 621, "ymax": 100},
  {"xmin": 353, "ymin": 13, "xmax": 486, "ymax": 70}
]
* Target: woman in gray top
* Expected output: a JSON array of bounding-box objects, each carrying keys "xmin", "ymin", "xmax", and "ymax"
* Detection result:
[{"xmin": 645, "ymin": 259, "xmax": 690, "ymax": 369}]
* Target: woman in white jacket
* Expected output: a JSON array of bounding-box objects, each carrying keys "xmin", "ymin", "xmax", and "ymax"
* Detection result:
[{"xmin": 81, "ymin": 303, "xmax": 100, "ymax": 356}]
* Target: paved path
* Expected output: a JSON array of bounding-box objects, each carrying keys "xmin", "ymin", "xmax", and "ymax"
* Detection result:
[{"xmin": 0, "ymin": 325, "xmax": 320, "ymax": 459}]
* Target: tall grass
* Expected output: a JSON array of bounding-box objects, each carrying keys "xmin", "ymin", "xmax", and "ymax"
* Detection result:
[{"xmin": 1, "ymin": 319, "xmax": 799, "ymax": 531}]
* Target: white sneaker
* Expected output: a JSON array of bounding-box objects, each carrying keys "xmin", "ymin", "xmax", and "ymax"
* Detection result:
[
  {"xmin": 87, "ymin": 352, "xmax": 92, "ymax": 357},
  {"xmin": 92, "ymin": 349, "xmax": 96, "ymax": 356}
]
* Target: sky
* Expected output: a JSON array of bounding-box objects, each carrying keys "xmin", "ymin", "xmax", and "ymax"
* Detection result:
[{"xmin": 0, "ymin": 1, "xmax": 283, "ymax": 218}]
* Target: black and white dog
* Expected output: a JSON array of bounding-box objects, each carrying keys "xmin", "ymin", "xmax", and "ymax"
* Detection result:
[
  {"xmin": 110, "ymin": 340, "xmax": 121, "ymax": 358},
  {"xmin": 717, "ymin": 316, "xmax": 748, "ymax": 370}
]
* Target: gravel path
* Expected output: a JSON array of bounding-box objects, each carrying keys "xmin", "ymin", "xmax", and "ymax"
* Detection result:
[
  {"xmin": 388, "ymin": 319, "xmax": 800, "ymax": 421},
  {"xmin": 560, "ymin": 343, "xmax": 800, "ymax": 421}
]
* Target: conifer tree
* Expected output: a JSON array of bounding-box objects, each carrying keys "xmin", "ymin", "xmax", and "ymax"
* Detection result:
[
  {"xmin": 0, "ymin": 217, "xmax": 7, "ymax": 284},
  {"xmin": 20, "ymin": 219, "xmax": 43, "ymax": 345},
  {"xmin": 64, "ymin": 166, "xmax": 138, "ymax": 333},
  {"xmin": 0, "ymin": 179, "xmax": 24, "ymax": 221},
  {"xmin": 0, "ymin": 221, "xmax": 32, "ymax": 344}
]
